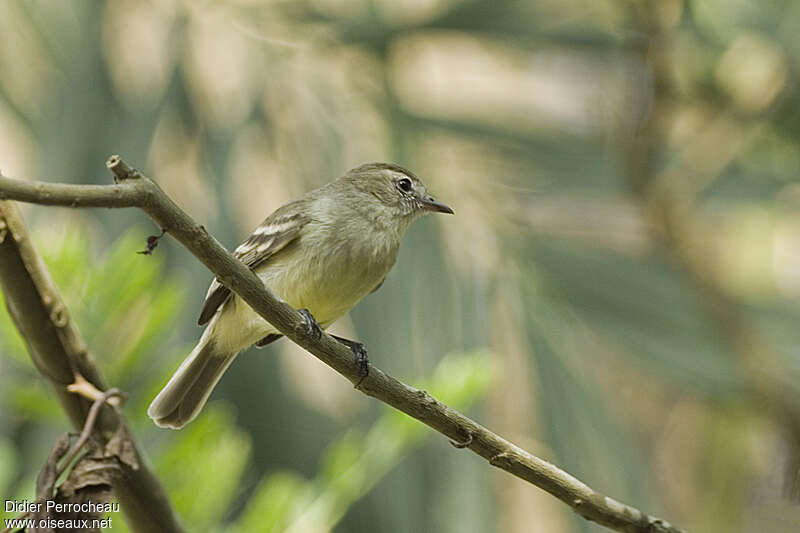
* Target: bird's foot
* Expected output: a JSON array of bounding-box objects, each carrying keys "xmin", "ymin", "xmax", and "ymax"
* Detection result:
[
  {"xmin": 351, "ymin": 342, "xmax": 369, "ymax": 381},
  {"xmin": 298, "ymin": 308, "xmax": 322, "ymax": 340},
  {"xmin": 331, "ymin": 334, "xmax": 370, "ymax": 386}
]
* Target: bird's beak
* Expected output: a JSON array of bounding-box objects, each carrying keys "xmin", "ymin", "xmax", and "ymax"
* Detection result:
[{"xmin": 422, "ymin": 196, "xmax": 454, "ymax": 214}]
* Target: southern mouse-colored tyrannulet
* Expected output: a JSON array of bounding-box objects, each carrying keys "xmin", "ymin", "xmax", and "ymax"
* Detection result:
[{"xmin": 148, "ymin": 163, "xmax": 453, "ymax": 428}]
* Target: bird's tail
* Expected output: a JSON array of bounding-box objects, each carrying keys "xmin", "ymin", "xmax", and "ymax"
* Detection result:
[{"xmin": 148, "ymin": 337, "xmax": 237, "ymax": 429}]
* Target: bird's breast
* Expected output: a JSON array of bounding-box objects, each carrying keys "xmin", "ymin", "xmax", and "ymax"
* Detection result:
[{"xmin": 257, "ymin": 225, "xmax": 400, "ymax": 325}]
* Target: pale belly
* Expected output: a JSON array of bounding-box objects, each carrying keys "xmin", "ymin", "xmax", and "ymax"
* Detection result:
[{"xmin": 208, "ymin": 240, "xmax": 396, "ymax": 354}]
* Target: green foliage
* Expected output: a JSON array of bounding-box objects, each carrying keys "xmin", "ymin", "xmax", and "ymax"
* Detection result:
[
  {"xmin": 0, "ymin": 228, "xmax": 188, "ymax": 423},
  {"xmin": 0, "ymin": 437, "xmax": 18, "ymax": 496},
  {"xmin": 230, "ymin": 351, "xmax": 494, "ymax": 533},
  {"xmin": 154, "ymin": 405, "xmax": 251, "ymax": 531}
]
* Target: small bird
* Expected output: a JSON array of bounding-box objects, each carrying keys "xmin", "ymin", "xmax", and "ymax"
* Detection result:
[{"xmin": 148, "ymin": 163, "xmax": 453, "ymax": 428}]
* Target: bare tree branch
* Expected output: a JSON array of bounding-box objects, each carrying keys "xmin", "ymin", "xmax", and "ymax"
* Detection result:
[
  {"xmin": 0, "ymin": 201, "xmax": 186, "ymax": 533},
  {"xmin": 0, "ymin": 157, "xmax": 684, "ymax": 533}
]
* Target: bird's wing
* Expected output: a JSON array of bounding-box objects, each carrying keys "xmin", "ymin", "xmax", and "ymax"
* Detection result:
[{"xmin": 197, "ymin": 206, "xmax": 310, "ymax": 325}]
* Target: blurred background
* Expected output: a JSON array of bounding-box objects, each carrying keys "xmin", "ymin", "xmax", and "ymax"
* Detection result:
[{"xmin": 1, "ymin": 0, "xmax": 800, "ymax": 531}]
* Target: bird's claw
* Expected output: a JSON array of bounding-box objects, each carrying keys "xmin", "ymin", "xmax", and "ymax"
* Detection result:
[
  {"xmin": 350, "ymin": 342, "xmax": 369, "ymax": 381},
  {"xmin": 329, "ymin": 334, "xmax": 370, "ymax": 387},
  {"xmin": 299, "ymin": 308, "xmax": 322, "ymax": 340}
]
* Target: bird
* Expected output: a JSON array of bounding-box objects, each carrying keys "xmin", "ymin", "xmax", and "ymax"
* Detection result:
[{"xmin": 148, "ymin": 162, "xmax": 454, "ymax": 428}]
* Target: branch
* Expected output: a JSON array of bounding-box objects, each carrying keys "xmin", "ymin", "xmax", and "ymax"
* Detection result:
[
  {"xmin": 0, "ymin": 201, "xmax": 186, "ymax": 533},
  {"xmin": 0, "ymin": 157, "xmax": 684, "ymax": 533}
]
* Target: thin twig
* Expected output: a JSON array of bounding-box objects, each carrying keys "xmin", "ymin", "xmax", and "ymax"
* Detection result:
[
  {"xmin": 0, "ymin": 159, "xmax": 684, "ymax": 533},
  {"xmin": 56, "ymin": 387, "xmax": 124, "ymax": 480}
]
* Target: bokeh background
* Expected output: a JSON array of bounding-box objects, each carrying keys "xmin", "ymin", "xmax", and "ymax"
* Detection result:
[{"xmin": 2, "ymin": 0, "xmax": 800, "ymax": 531}]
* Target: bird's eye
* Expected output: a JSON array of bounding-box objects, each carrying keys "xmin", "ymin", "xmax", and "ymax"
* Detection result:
[{"xmin": 397, "ymin": 178, "xmax": 412, "ymax": 192}]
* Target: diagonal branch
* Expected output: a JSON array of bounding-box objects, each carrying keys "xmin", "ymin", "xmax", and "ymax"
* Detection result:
[
  {"xmin": 0, "ymin": 201, "xmax": 186, "ymax": 533},
  {"xmin": 0, "ymin": 156, "xmax": 683, "ymax": 533}
]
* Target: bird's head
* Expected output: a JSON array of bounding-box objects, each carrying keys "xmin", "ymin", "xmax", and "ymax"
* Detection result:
[{"xmin": 344, "ymin": 162, "xmax": 454, "ymax": 220}]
